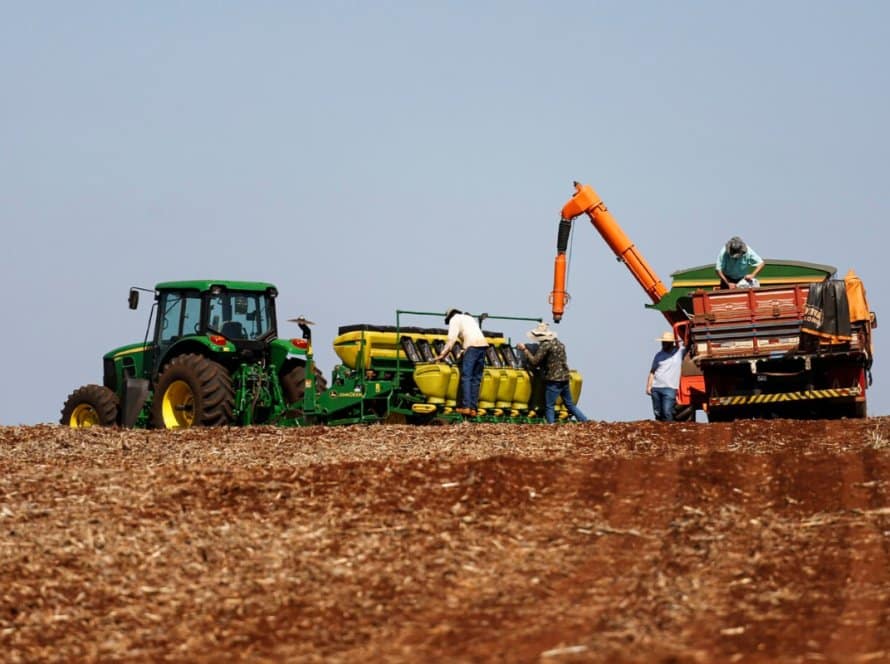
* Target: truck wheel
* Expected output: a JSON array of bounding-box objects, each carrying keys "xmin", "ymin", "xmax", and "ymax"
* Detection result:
[
  {"xmin": 60, "ymin": 385, "xmax": 119, "ymax": 427},
  {"xmin": 152, "ymin": 354, "xmax": 234, "ymax": 428},
  {"xmin": 673, "ymin": 404, "xmax": 695, "ymax": 422}
]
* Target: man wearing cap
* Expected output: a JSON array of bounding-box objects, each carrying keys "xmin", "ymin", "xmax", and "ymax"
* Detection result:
[
  {"xmin": 646, "ymin": 331, "xmax": 686, "ymax": 421},
  {"xmin": 716, "ymin": 236, "xmax": 764, "ymax": 289},
  {"xmin": 434, "ymin": 308, "xmax": 489, "ymax": 417},
  {"xmin": 517, "ymin": 322, "xmax": 588, "ymax": 424}
]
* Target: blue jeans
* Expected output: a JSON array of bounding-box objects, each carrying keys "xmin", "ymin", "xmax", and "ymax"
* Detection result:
[
  {"xmin": 651, "ymin": 387, "xmax": 677, "ymax": 421},
  {"xmin": 461, "ymin": 347, "xmax": 486, "ymax": 409},
  {"xmin": 544, "ymin": 380, "xmax": 588, "ymax": 424}
]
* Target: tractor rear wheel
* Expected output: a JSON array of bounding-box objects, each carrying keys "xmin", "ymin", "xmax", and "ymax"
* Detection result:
[
  {"xmin": 281, "ymin": 365, "xmax": 307, "ymax": 404},
  {"xmin": 60, "ymin": 384, "xmax": 119, "ymax": 427},
  {"xmin": 313, "ymin": 366, "xmax": 328, "ymax": 391},
  {"xmin": 281, "ymin": 365, "xmax": 327, "ymax": 404},
  {"xmin": 152, "ymin": 354, "xmax": 234, "ymax": 428}
]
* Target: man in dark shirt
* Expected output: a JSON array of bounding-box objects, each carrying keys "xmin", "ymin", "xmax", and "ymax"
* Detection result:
[
  {"xmin": 716, "ymin": 236, "xmax": 764, "ymax": 289},
  {"xmin": 517, "ymin": 322, "xmax": 588, "ymax": 424}
]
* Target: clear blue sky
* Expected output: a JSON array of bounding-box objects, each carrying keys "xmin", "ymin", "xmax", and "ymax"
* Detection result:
[{"xmin": 2, "ymin": 2, "xmax": 888, "ymax": 425}]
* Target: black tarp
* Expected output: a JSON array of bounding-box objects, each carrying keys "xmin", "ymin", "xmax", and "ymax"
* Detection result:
[{"xmin": 801, "ymin": 280, "xmax": 852, "ymax": 343}]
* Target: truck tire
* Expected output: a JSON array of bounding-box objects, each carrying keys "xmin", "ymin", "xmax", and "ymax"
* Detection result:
[
  {"xmin": 60, "ymin": 384, "xmax": 119, "ymax": 427},
  {"xmin": 152, "ymin": 354, "xmax": 234, "ymax": 428},
  {"xmin": 706, "ymin": 409, "xmax": 731, "ymax": 423},
  {"xmin": 673, "ymin": 404, "xmax": 695, "ymax": 422}
]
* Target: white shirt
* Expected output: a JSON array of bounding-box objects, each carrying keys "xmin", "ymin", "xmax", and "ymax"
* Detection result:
[
  {"xmin": 650, "ymin": 343, "xmax": 685, "ymax": 389},
  {"xmin": 443, "ymin": 313, "xmax": 489, "ymax": 353}
]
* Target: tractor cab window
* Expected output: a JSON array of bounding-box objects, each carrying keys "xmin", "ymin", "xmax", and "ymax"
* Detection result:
[
  {"xmin": 157, "ymin": 291, "xmax": 202, "ymax": 348},
  {"xmin": 208, "ymin": 291, "xmax": 274, "ymax": 341}
]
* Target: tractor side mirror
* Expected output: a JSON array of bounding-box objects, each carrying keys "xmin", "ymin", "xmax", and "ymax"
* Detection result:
[{"xmin": 128, "ymin": 289, "xmax": 139, "ymax": 310}]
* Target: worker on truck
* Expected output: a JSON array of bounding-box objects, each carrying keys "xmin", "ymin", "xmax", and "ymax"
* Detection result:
[{"xmin": 716, "ymin": 236, "xmax": 764, "ymax": 288}]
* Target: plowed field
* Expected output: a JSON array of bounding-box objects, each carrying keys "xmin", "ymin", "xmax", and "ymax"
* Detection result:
[{"xmin": 2, "ymin": 419, "xmax": 890, "ymax": 662}]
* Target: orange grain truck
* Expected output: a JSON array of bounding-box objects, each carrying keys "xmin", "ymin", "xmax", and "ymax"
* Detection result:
[{"xmin": 550, "ymin": 182, "xmax": 876, "ymax": 421}]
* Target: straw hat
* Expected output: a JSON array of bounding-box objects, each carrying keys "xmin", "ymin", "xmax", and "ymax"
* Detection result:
[
  {"xmin": 527, "ymin": 322, "xmax": 557, "ymax": 341},
  {"xmin": 656, "ymin": 331, "xmax": 675, "ymax": 343}
]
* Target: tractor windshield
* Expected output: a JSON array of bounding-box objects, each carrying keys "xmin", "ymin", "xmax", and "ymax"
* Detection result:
[
  {"xmin": 208, "ymin": 291, "xmax": 275, "ymax": 341},
  {"xmin": 157, "ymin": 291, "xmax": 203, "ymax": 349}
]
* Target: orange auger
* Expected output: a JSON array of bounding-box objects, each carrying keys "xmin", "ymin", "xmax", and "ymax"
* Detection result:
[
  {"xmin": 550, "ymin": 182, "xmax": 668, "ymax": 322},
  {"xmin": 549, "ymin": 253, "xmax": 569, "ymax": 323}
]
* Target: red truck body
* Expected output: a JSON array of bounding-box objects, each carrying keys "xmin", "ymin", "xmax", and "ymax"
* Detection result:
[{"xmin": 684, "ymin": 284, "xmax": 872, "ymax": 420}]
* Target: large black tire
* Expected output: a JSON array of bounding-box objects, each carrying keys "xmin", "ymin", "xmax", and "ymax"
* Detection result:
[
  {"xmin": 152, "ymin": 354, "xmax": 234, "ymax": 429},
  {"xmin": 314, "ymin": 366, "xmax": 328, "ymax": 392},
  {"xmin": 840, "ymin": 400, "xmax": 868, "ymax": 419},
  {"xmin": 281, "ymin": 365, "xmax": 328, "ymax": 404},
  {"xmin": 60, "ymin": 384, "xmax": 119, "ymax": 427},
  {"xmin": 706, "ymin": 409, "xmax": 731, "ymax": 423},
  {"xmin": 672, "ymin": 404, "xmax": 696, "ymax": 422},
  {"xmin": 281, "ymin": 365, "xmax": 307, "ymax": 405}
]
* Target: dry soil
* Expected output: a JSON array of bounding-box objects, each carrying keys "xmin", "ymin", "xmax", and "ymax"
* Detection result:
[{"xmin": 2, "ymin": 418, "xmax": 889, "ymax": 662}]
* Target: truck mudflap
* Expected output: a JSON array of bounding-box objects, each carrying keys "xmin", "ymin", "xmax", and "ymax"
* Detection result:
[{"xmin": 709, "ymin": 385, "xmax": 862, "ymax": 407}]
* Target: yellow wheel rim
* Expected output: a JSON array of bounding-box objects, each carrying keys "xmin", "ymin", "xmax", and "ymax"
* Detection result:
[
  {"xmin": 161, "ymin": 379, "xmax": 195, "ymax": 428},
  {"xmin": 69, "ymin": 403, "xmax": 99, "ymax": 428}
]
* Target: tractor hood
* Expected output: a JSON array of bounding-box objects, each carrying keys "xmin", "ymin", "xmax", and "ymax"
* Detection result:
[{"xmin": 104, "ymin": 342, "xmax": 151, "ymax": 361}]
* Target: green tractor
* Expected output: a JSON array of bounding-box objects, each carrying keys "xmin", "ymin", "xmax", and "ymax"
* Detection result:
[{"xmin": 61, "ymin": 280, "xmax": 322, "ymax": 428}]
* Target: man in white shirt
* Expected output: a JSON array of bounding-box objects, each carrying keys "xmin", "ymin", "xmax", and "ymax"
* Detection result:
[
  {"xmin": 645, "ymin": 331, "xmax": 686, "ymax": 421},
  {"xmin": 433, "ymin": 308, "xmax": 490, "ymax": 416}
]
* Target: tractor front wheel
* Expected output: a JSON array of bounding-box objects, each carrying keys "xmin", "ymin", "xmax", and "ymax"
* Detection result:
[
  {"xmin": 152, "ymin": 354, "xmax": 234, "ymax": 428},
  {"xmin": 61, "ymin": 385, "xmax": 119, "ymax": 427}
]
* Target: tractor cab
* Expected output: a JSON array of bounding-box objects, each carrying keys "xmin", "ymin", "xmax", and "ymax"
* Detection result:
[{"xmin": 148, "ymin": 281, "xmax": 279, "ymax": 368}]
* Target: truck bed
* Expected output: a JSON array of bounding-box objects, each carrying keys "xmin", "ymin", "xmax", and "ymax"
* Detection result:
[{"xmin": 690, "ymin": 285, "xmax": 868, "ymax": 361}]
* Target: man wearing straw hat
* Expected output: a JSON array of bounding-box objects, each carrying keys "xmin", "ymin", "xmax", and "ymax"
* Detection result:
[
  {"xmin": 646, "ymin": 330, "xmax": 686, "ymax": 421},
  {"xmin": 517, "ymin": 322, "xmax": 588, "ymax": 424}
]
